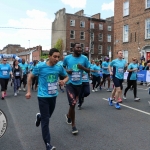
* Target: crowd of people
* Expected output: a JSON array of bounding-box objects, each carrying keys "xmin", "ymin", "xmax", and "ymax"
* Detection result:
[{"xmin": 0, "ymin": 43, "xmax": 150, "ymax": 150}]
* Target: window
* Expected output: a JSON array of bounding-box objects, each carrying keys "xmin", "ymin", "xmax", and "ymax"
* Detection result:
[
  {"xmin": 90, "ymin": 44, "xmax": 94, "ymax": 54},
  {"xmin": 108, "ymin": 26, "xmax": 112, "ymax": 31},
  {"xmin": 146, "ymin": 0, "xmax": 150, "ymax": 8},
  {"xmin": 98, "ymin": 33, "xmax": 103, "ymax": 41},
  {"xmin": 81, "ymin": 43, "xmax": 84, "ymax": 51},
  {"xmin": 98, "ymin": 45, "xmax": 102, "ymax": 54},
  {"xmin": 145, "ymin": 18, "xmax": 150, "ymax": 39},
  {"xmin": 70, "ymin": 30, "xmax": 75, "ymax": 39},
  {"xmin": 107, "ymin": 34, "xmax": 111, "ymax": 42},
  {"xmin": 123, "ymin": 1, "xmax": 129, "ymax": 16},
  {"xmin": 80, "ymin": 21, "xmax": 85, "ymax": 27},
  {"xmin": 90, "ymin": 23, "xmax": 94, "ymax": 29},
  {"xmin": 70, "ymin": 20, "xmax": 75, "ymax": 26},
  {"xmin": 123, "ymin": 25, "xmax": 129, "ymax": 42},
  {"xmin": 123, "ymin": 50, "xmax": 128, "ymax": 63},
  {"xmin": 99, "ymin": 24, "xmax": 103, "ymax": 30},
  {"xmin": 80, "ymin": 32, "xmax": 85, "ymax": 40},
  {"xmin": 91, "ymin": 32, "xmax": 94, "ymax": 41},
  {"xmin": 70, "ymin": 43, "xmax": 74, "ymax": 52},
  {"xmin": 107, "ymin": 46, "xmax": 111, "ymax": 55}
]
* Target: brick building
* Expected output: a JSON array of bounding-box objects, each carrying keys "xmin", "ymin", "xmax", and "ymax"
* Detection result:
[
  {"xmin": 51, "ymin": 8, "xmax": 114, "ymax": 60},
  {"xmin": 114, "ymin": 0, "xmax": 150, "ymax": 63}
]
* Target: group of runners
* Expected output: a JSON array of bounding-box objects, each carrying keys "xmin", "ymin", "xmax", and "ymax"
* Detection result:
[{"xmin": 0, "ymin": 43, "xmax": 148, "ymax": 150}]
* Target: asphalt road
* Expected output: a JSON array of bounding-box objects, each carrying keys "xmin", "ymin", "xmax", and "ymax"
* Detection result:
[{"xmin": 0, "ymin": 82, "xmax": 150, "ymax": 150}]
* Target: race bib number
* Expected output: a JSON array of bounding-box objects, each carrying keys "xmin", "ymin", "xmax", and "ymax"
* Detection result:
[
  {"xmin": 2, "ymin": 71, "xmax": 8, "ymax": 76},
  {"xmin": 118, "ymin": 68, "xmax": 124, "ymax": 73},
  {"xmin": 48, "ymin": 82, "xmax": 57, "ymax": 95},
  {"xmin": 71, "ymin": 72, "xmax": 81, "ymax": 81},
  {"xmin": 82, "ymin": 74, "xmax": 88, "ymax": 80},
  {"xmin": 15, "ymin": 72, "xmax": 20, "ymax": 76}
]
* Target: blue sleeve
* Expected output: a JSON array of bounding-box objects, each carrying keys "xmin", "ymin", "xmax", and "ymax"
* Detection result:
[
  {"xmin": 63, "ymin": 57, "xmax": 67, "ymax": 67},
  {"xmin": 60, "ymin": 66, "xmax": 67, "ymax": 77},
  {"xmin": 85, "ymin": 57, "xmax": 89, "ymax": 68},
  {"xmin": 32, "ymin": 65, "xmax": 39, "ymax": 76},
  {"xmin": 128, "ymin": 64, "xmax": 132, "ymax": 70},
  {"xmin": 110, "ymin": 60, "xmax": 115, "ymax": 67}
]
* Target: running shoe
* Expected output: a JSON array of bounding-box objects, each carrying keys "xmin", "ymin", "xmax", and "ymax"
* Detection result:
[
  {"xmin": 107, "ymin": 89, "xmax": 111, "ymax": 92},
  {"xmin": 35, "ymin": 113, "xmax": 41, "ymax": 127},
  {"xmin": 23, "ymin": 88, "xmax": 26, "ymax": 91},
  {"xmin": 95, "ymin": 88, "xmax": 98, "ymax": 92},
  {"xmin": 115, "ymin": 103, "xmax": 121, "ymax": 109},
  {"xmin": 134, "ymin": 97, "xmax": 140, "ymax": 101},
  {"xmin": 123, "ymin": 95, "xmax": 126, "ymax": 100},
  {"xmin": 92, "ymin": 89, "xmax": 95, "ymax": 92},
  {"xmin": 19, "ymin": 88, "xmax": 21, "ymax": 91},
  {"xmin": 108, "ymin": 98, "xmax": 113, "ymax": 106},
  {"xmin": 65, "ymin": 114, "xmax": 72, "ymax": 124},
  {"xmin": 118, "ymin": 98, "xmax": 122, "ymax": 103},
  {"xmin": 17, "ymin": 90, "xmax": 19, "ymax": 94},
  {"xmin": 72, "ymin": 126, "xmax": 78, "ymax": 134},
  {"xmin": 14, "ymin": 93, "xmax": 17, "ymax": 96},
  {"xmin": 46, "ymin": 143, "xmax": 56, "ymax": 150},
  {"xmin": 1, "ymin": 97, "xmax": 4, "ymax": 100}
]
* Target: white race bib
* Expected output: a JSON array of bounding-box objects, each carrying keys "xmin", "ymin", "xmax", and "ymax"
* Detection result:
[
  {"xmin": 2, "ymin": 71, "xmax": 8, "ymax": 76},
  {"xmin": 118, "ymin": 68, "xmax": 123, "ymax": 73},
  {"xmin": 15, "ymin": 72, "xmax": 20, "ymax": 76},
  {"xmin": 71, "ymin": 72, "xmax": 81, "ymax": 81},
  {"xmin": 82, "ymin": 74, "xmax": 88, "ymax": 80},
  {"xmin": 48, "ymin": 82, "xmax": 57, "ymax": 95}
]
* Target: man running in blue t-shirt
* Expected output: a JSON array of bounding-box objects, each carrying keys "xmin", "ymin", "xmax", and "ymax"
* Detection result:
[
  {"xmin": 26, "ymin": 48, "xmax": 68, "ymax": 150},
  {"xmin": 108, "ymin": 50, "xmax": 127, "ymax": 109}
]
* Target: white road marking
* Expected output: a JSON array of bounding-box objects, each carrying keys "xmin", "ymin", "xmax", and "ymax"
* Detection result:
[{"xmin": 103, "ymin": 98, "xmax": 150, "ymax": 116}]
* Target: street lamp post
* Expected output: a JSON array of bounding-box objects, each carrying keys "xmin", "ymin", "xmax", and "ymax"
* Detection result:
[{"xmin": 28, "ymin": 40, "xmax": 30, "ymax": 51}]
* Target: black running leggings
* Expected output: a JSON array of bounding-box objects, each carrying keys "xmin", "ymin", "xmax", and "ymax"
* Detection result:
[
  {"xmin": 93, "ymin": 75, "xmax": 100, "ymax": 89},
  {"xmin": 124, "ymin": 80, "xmax": 137, "ymax": 98}
]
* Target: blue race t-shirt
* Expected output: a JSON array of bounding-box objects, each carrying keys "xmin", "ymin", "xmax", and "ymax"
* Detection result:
[
  {"xmin": 32, "ymin": 62, "xmax": 67, "ymax": 97},
  {"xmin": 92, "ymin": 65, "xmax": 101, "ymax": 77},
  {"xmin": 127, "ymin": 63, "xmax": 138, "ymax": 80},
  {"xmin": 0, "ymin": 64, "xmax": 12, "ymax": 79},
  {"xmin": 19, "ymin": 63, "xmax": 28, "ymax": 75},
  {"xmin": 102, "ymin": 61, "xmax": 110, "ymax": 74},
  {"xmin": 90, "ymin": 63, "xmax": 95, "ymax": 75},
  {"xmin": 57, "ymin": 61, "xmax": 63, "ymax": 66},
  {"xmin": 110, "ymin": 59, "xmax": 127, "ymax": 79},
  {"xmin": 63, "ymin": 54, "xmax": 89, "ymax": 85}
]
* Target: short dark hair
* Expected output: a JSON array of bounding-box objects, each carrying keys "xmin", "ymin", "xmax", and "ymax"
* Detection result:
[
  {"xmin": 72, "ymin": 43, "xmax": 80, "ymax": 48},
  {"xmin": 49, "ymin": 48, "xmax": 60, "ymax": 56},
  {"xmin": 117, "ymin": 50, "xmax": 122, "ymax": 54}
]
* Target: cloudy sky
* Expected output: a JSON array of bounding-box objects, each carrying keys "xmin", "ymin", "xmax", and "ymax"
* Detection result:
[{"xmin": 0, "ymin": 0, "xmax": 114, "ymax": 50}]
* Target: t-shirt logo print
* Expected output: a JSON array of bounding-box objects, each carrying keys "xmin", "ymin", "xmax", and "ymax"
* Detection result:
[
  {"xmin": 72, "ymin": 64, "xmax": 79, "ymax": 71},
  {"xmin": 47, "ymin": 75, "xmax": 56, "ymax": 83}
]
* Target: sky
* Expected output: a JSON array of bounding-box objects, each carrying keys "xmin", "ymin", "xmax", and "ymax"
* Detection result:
[{"xmin": 0, "ymin": 0, "xmax": 114, "ymax": 50}]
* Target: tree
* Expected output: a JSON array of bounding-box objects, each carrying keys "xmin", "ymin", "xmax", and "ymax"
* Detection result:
[{"xmin": 54, "ymin": 39, "xmax": 63, "ymax": 54}]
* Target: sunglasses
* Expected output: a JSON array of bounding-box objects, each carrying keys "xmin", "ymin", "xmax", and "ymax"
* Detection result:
[
  {"xmin": 3, "ymin": 60, "xmax": 7, "ymax": 61},
  {"xmin": 133, "ymin": 60, "xmax": 136, "ymax": 61}
]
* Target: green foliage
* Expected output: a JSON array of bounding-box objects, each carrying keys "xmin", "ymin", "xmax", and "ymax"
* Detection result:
[
  {"xmin": 40, "ymin": 54, "xmax": 48, "ymax": 60},
  {"xmin": 54, "ymin": 39, "xmax": 63, "ymax": 52}
]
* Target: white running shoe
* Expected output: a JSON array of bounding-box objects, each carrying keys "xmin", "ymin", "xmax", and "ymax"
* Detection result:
[
  {"xmin": 123, "ymin": 95, "xmax": 127, "ymax": 100},
  {"xmin": 18, "ymin": 88, "xmax": 21, "ymax": 91},
  {"xmin": 14, "ymin": 93, "xmax": 17, "ymax": 96},
  {"xmin": 23, "ymin": 88, "xmax": 26, "ymax": 91},
  {"xmin": 92, "ymin": 89, "xmax": 95, "ymax": 92},
  {"xmin": 95, "ymin": 88, "xmax": 98, "ymax": 92},
  {"xmin": 134, "ymin": 97, "xmax": 140, "ymax": 101}
]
